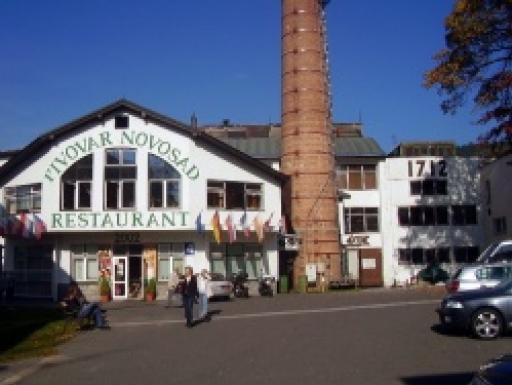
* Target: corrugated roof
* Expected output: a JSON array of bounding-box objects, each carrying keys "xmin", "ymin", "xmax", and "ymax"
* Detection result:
[{"xmin": 220, "ymin": 136, "xmax": 385, "ymax": 159}]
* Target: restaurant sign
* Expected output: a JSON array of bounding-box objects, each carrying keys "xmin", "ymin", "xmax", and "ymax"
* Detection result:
[{"xmin": 50, "ymin": 211, "xmax": 189, "ymax": 230}]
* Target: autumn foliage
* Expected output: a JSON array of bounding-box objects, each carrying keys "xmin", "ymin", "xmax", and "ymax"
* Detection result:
[{"xmin": 425, "ymin": 0, "xmax": 512, "ymax": 144}]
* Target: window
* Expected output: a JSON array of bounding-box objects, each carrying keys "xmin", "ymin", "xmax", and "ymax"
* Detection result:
[
  {"xmin": 115, "ymin": 115, "xmax": 129, "ymax": 129},
  {"xmin": 4, "ymin": 184, "xmax": 41, "ymax": 214},
  {"xmin": 61, "ymin": 155, "xmax": 92, "ymax": 210},
  {"xmin": 398, "ymin": 206, "xmax": 450, "ymax": 226},
  {"xmin": 344, "ymin": 207, "xmax": 379, "ymax": 233},
  {"xmin": 436, "ymin": 207, "xmax": 449, "ymax": 225},
  {"xmin": 409, "ymin": 179, "xmax": 447, "ymax": 196},
  {"xmin": 336, "ymin": 165, "xmax": 377, "ymax": 190},
  {"xmin": 493, "ymin": 217, "xmax": 508, "ymax": 235},
  {"xmin": 148, "ymin": 154, "xmax": 181, "ymax": 209},
  {"xmin": 476, "ymin": 266, "xmax": 512, "ymax": 281},
  {"xmin": 71, "ymin": 244, "xmax": 98, "ymax": 281},
  {"xmin": 452, "ymin": 205, "xmax": 477, "ymax": 225},
  {"xmin": 454, "ymin": 246, "xmax": 480, "ymax": 263},
  {"xmin": 157, "ymin": 243, "xmax": 184, "ymax": 281},
  {"xmin": 104, "ymin": 149, "xmax": 136, "ymax": 209},
  {"xmin": 490, "ymin": 244, "xmax": 512, "ymax": 263},
  {"xmin": 398, "ymin": 207, "xmax": 410, "ymax": 226},
  {"xmin": 209, "ymin": 243, "xmax": 265, "ymax": 279},
  {"xmin": 207, "ymin": 181, "xmax": 263, "ymax": 210},
  {"xmin": 437, "ymin": 248, "xmax": 450, "ymax": 263},
  {"xmin": 398, "ymin": 247, "xmax": 452, "ymax": 265}
]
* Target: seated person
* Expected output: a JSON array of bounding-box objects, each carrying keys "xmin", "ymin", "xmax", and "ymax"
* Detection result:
[{"xmin": 62, "ymin": 283, "xmax": 108, "ymax": 329}]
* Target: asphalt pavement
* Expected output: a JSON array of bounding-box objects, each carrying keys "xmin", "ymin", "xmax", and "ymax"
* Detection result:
[{"xmin": 3, "ymin": 288, "xmax": 511, "ymax": 385}]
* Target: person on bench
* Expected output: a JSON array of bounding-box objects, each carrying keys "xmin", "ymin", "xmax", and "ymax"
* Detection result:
[{"xmin": 62, "ymin": 283, "xmax": 108, "ymax": 329}]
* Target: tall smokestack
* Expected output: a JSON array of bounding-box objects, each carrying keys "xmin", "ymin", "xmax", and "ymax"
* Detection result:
[{"xmin": 281, "ymin": 0, "xmax": 341, "ymax": 285}]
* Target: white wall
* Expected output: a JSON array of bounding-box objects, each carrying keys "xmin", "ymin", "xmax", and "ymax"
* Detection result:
[
  {"xmin": 480, "ymin": 154, "xmax": 512, "ymax": 245},
  {"xmin": 380, "ymin": 156, "xmax": 482, "ymax": 286},
  {"xmin": 2, "ymin": 112, "xmax": 281, "ymax": 233}
]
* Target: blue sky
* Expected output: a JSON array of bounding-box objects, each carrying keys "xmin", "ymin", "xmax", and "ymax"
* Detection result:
[{"xmin": 0, "ymin": 0, "xmax": 482, "ymax": 152}]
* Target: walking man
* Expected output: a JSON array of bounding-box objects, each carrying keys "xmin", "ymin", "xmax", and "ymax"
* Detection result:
[
  {"xmin": 182, "ymin": 266, "xmax": 199, "ymax": 328},
  {"xmin": 197, "ymin": 269, "xmax": 211, "ymax": 321}
]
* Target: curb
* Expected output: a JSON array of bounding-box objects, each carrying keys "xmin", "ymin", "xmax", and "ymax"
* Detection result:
[{"xmin": 0, "ymin": 355, "xmax": 69, "ymax": 385}]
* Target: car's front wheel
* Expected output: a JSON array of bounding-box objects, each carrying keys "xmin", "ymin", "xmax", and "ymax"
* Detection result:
[{"xmin": 471, "ymin": 308, "xmax": 503, "ymax": 339}]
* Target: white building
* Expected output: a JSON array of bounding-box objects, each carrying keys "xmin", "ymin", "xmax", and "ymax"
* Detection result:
[
  {"xmin": 379, "ymin": 153, "xmax": 483, "ymax": 286},
  {"xmin": 0, "ymin": 100, "xmax": 284, "ymax": 301},
  {"xmin": 480, "ymin": 153, "xmax": 512, "ymax": 244}
]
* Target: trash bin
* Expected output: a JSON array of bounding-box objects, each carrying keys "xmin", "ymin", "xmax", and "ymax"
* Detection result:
[
  {"xmin": 279, "ymin": 276, "xmax": 288, "ymax": 294},
  {"xmin": 296, "ymin": 275, "xmax": 307, "ymax": 294}
]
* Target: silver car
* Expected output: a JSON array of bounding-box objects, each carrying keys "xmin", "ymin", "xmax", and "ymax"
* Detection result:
[{"xmin": 445, "ymin": 263, "xmax": 512, "ymax": 294}]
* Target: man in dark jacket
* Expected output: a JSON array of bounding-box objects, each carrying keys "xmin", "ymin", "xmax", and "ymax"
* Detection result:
[{"xmin": 182, "ymin": 266, "xmax": 199, "ymax": 328}]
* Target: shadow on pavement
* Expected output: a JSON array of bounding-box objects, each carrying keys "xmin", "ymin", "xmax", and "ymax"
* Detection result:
[
  {"xmin": 191, "ymin": 309, "xmax": 222, "ymax": 327},
  {"xmin": 401, "ymin": 372, "xmax": 474, "ymax": 385},
  {"xmin": 430, "ymin": 323, "xmax": 468, "ymax": 338},
  {"xmin": 0, "ymin": 365, "xmax": 7, "ymax": 372}
]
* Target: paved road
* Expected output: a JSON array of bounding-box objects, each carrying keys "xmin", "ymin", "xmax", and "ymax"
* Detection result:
[{"xmin": 14, "ymin": 289, "xmax": 512, "ymax": 385}]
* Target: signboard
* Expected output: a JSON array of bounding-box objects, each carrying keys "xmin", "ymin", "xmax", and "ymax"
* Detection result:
[
  {"xmin": 361, "ymin": 258, "xmax": 376, "ymax": 270},
  {"xmin": 306, "ymin": 263, "xmax": 317, "ymax": 283},
  {"xmin": 49, "ymin": 211, "xmax": 189, "ymax": 230},
  {"xmin": 279, "ymin": 234, "xmax": 301, "ymax": 251},
  {"xmin": 346, "ymin": 235, "xmax": 370, "ymax": 246}
]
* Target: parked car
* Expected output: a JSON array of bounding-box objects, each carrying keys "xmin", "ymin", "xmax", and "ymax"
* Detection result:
[
  {"xmin": 469, "ymin": 354, "xmax": 512, "ymax": 385},
  {"xmin": 445, "ymin": 263, "xmax": 512, "ymax": 294},
  {"xmin": 208, "ymin": 273, "xmax": 233, "ymax": 300},
  {"xmin": 477, "ymin": 240, "xmax": 512, "ymax": 264},
  {"xmin": 436, "ymin": 278, "xmax": 512, "ymax": 339}
]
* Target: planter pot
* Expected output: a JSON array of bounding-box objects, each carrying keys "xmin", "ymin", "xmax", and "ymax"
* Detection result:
[
  {"xmin": 100, "ymin": 294, "xmax": 111, "ymax": 303},
  {"xmin": 145, "ymin": 293, "xmax": 156, "ymax": 302}
]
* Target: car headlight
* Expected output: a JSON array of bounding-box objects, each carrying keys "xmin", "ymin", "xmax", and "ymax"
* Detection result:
[{"xmin": 445, "ymin": 300, "xmax": 464, "ymax": 309}]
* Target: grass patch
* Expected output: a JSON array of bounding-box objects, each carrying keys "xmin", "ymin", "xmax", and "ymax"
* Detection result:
[{"xmin": 0, "ymin": 307, "xmax": 78, "ymax": 363}]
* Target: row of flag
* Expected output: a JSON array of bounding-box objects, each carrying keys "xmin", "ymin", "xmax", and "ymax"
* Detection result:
[
  {"xmin": 196, "ymin": 211, "xmax": 287, "ymax": 244},
  {"xmin": 0, "ymin": 213, "xmax": 47, "ymax": 240}
]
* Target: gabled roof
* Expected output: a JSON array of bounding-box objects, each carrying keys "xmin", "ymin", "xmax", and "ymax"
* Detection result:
[
  {"xmin": 0, "ymin": 99, "xmax": 287, "ymax": 184},
  {"xmin": 219, "ymin": 136, "xmax": 385, "ymax": 159}
]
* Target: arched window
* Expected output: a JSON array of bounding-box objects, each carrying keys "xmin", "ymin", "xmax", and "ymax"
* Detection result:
[
  {"xmin": 148, "ymin": 154, "xmax": 181, "ymax": 208},
  {"xmin": 61, "ymin": 154, "xmax": 93, "ymax": 210}
]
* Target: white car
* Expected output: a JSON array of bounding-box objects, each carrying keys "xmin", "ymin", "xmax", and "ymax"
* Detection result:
[
  {"xmin": 207, "ymin": 273, "xmax": 233, "ymax": 300},
  {"xmin": 445, "ymin": 262, "xmax": 512, "ymax": 293},
  {"xmin": 477, "ymin": 240, "xmax": 512, "ymax": 263}
]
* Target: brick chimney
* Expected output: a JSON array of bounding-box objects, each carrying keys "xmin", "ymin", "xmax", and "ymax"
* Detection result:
[{"xmin": 281, "ymin": 0, "xmax": 342, "ymax": 285}]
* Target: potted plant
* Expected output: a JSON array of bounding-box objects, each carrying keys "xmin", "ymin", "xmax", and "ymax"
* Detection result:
[
  {"xmin": 145, "ymin": 278, "xmax": 157, "ymax": 301},
  {"xmin": 99, "ymin": 276, "xmax": 111, "ymax": 303}
]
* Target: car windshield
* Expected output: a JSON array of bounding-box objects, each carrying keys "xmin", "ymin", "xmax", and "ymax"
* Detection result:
[{"xmin": 476, "ymin": 242, "xmax": 500, "ymax": 263}]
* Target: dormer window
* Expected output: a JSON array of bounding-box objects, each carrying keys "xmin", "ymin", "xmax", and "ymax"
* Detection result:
[{"xmin": 115, "ymin": 115, "xmax": 129, "ymax": 129}]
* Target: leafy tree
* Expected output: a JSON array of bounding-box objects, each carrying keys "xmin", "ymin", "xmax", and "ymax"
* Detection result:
[{"xmin": 425, "ymin": 0, "xmax": 512, "ymax": 144}]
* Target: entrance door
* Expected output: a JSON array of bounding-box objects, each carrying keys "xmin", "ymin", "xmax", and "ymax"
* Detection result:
[
  {"xmin": 359, "ymin": 248, "xmax": 383, "ymax": 287},
  {"xmin": 113, "ymin": 256, "xmax": 128, "ymax": 300}
]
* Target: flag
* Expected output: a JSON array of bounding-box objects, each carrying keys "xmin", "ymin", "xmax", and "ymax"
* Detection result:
[
  {"xmin": 225, "ymin": 214, "xmax": 236, "ymax": 243},
  {"xmin": 22, "ymin": 214, "xmax": 32, "ymax": 238},
  {"xmin": 195, "ymin": 212, "xmax": 205, "ymax": 233},
  {"xmin": 17, "ymin": 212, "xmax": 27, "ymax": 237},
  {"xmin": 278, "ymin": 215, "xmax": 287, "ymax": 235},
  {"xmin": 264, "ymin": 212, "xmax": 274, "ymax": 232},
  {"xmin": 253, "ymin": 215, "xmax": 264, "ymax": 243},
  {"xmin": 240, "ymin": 211, "xmax": 250, "ymax": 238},
  {"xmin": 211, "ymin": 211, "xmax": 222, "ymax": 244},
  {"xmin": 34, "ymin": 215, "xmax": 47, "ymax": 240}
]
